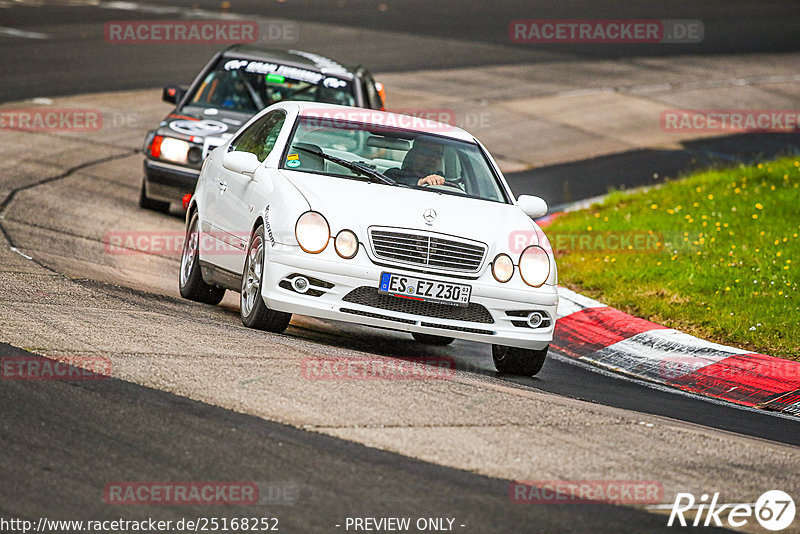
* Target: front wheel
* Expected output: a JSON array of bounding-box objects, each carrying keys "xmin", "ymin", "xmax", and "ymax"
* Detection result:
[
  {"xmin": 240, "ymin": 225, "xmax": 292, "ymax": 333},
  {"xmin": 492, "ymin": 344, "xmax": 548, "ymax": 376},
  {"xmin": 179, "ymin": 212, "xmax": 226, "ymax": 304}
]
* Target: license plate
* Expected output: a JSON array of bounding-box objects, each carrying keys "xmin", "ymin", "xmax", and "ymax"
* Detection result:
[{"xmin": 378, "ymin": 272, "xmax": 471, "ymax": 307}]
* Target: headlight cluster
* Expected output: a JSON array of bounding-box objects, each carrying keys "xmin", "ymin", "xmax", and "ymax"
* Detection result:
[
  {"xmin": 492, "ymin": 245, "xmax": 550, "ymax": 287},
  {"xmin": 150, "ymin": 135, "xmax": 202, "ymax": 164},
  {"xmin": 295, "ymin": 212, "xmax": 360, "ymax": 259}
]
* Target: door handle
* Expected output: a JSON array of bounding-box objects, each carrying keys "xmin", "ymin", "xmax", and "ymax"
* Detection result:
[{"xmin": 218, "ymin": 181, "xmax": 227, "ymax": 192}]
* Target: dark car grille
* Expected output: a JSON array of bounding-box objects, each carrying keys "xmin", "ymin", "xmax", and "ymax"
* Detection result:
[
  {"xmin": 369, "ymin": 228, "xmax": 486, "ymax": 273},
  {"xmin": 342, "ymin": 286, "xmax": 494, "ymax": 324}
]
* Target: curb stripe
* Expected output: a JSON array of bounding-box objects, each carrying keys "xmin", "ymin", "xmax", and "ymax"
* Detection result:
[
  {"xmin": 552, "ymin": 307, "xmax": 667, "ymax": 359},
  {"xmin": 669, "ymin": 354, "xmax": 800, "ymax": 407},
  {"xmin": 553, "ymin": 286, "xmax": 800, "ymax": 416}
]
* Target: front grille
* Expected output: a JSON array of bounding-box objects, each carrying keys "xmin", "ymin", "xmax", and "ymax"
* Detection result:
[
  {"xmin": 369, "ymin": 228, "xmax": 486, "ymax": 273},
  {"xmin": 342, "ymin": 286, "xmax": 494, "ymax": 324}
]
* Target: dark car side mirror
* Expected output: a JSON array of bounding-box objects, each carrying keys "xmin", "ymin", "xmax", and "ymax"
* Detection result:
[{"xmin": 162, "ymin": 85, "xmax": 186, "ymax": 105}]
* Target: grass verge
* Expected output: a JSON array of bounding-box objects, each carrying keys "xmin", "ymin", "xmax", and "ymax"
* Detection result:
[{"xmin": 544, "ymin": 157, "xmax": 799, "ymax": 360}]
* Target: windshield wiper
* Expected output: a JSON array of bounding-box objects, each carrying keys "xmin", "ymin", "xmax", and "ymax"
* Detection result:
[{"xmin": 293, "ymin": 146, "xmax": 397, "ymax": 185}]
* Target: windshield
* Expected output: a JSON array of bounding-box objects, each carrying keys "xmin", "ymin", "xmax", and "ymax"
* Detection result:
[
  {"xmin": 282, "ymin": 117, "xmax": 509, "ymax": 203},
  {"xmin": 185, "ymin": 58, "xmax": 355, "ymax": 114}
]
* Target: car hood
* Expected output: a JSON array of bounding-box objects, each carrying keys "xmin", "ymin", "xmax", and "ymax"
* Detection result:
[
  {"xmin": 156, "ymin": 105, "xmax": 253, "ymax": 140},
  {"xmin": 278, "ymin": 170, "xmax": 542, "ymax": 255}
]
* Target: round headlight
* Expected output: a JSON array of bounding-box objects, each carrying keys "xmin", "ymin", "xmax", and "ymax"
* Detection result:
[
  {"xmin": 159, "ymin": 137, "xmax": 190, "ymax": 164},
  {"xmin": 335, "ymin": 230, "xmax": 358, "ymax": 259},
  {"xmin": 519, "ymin": 245, "xmax": 550, "ymax": 287},
  {"xmin": 295, "ymin": 211, "xmax": 330, "ymax": 254},
  {"xmin": 492, "ymin": 253, "xmax": 514, "ymax": 283}
]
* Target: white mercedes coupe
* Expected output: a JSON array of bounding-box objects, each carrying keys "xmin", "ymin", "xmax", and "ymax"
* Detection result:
[{"xmin": 179, "ymin": 102, "xmax": 558, "ymax": 375}]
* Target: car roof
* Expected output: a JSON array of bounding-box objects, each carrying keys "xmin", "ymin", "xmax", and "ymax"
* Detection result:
[
  {"xmin": 289, "ymin": 102, "xmax": 475, "ymax": 142},
  {"xmin": 222, "ymin": 46, "xmax": 358, "ymax": 79}
]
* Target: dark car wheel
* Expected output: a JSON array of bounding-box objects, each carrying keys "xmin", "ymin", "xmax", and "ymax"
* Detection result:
[
  {"xmin": 139, "ymin": 178, "xmax": 171, "ymax": 213},
  {"xmin": 179, "ymin": 212, "xmax": 226, "ymax": 305},
  {"xmin": 412, "ymin": 333, "xmax": 455, "ymax": 345},
  {"xmin": 240, "ymin": 225, "xmax": 292, "ymax": 333},
  {"xmin": 492, "ymin": 344, "xmax": 548, "ymax": 376}
]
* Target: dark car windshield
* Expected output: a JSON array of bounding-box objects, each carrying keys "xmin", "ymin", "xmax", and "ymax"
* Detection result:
[{"xmin": 185, "ymin": 57, "xmax": 356, "ymax": 114}]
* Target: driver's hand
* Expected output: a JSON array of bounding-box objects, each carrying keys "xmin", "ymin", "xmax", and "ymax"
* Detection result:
[{"xmin": 418, "ymin": 174, "xmax": 445, "ymax": 186}]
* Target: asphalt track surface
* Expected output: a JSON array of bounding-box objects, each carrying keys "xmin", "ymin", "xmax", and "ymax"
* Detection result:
[
  {"xmin": 1, "ymin": 1, "xmax": 800, "ymax": 532},
  {"xmin": 1, "ymin": 343, "xmax": 733, "ymax": 533}
]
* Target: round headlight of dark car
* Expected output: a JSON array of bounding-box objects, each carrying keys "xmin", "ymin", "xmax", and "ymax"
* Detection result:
[
  {"xmin": 491, "ymin": 253, "xmax": 514, "ymax": 283},
  {"xmin": 518, "ymin": 245, "xmax": 550, "ymax": 287},
  {"xmin": 334, "ymin": 230, "xmax": 358, "ymax": 259},
  {"xmin": 295, "ymin": 211, "xmax": 330, "ymax": 254}
]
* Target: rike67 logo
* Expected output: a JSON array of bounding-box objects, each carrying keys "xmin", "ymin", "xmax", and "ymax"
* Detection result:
[{"xmin": 668, "ymin": 490, "xmax": 795, "ymax": 531}]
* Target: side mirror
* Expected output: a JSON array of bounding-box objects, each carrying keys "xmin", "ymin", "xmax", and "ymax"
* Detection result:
[
  {"xmin": 222, "ymin": 151, "xmax": 260, "ymax": 175},
  {"xmin": 517, "ymin": 195, "xmax": 548, "ymax": 219},
  {"xmin": 162, "ymin": 85, "xmax": 186, "ymax": 105}
]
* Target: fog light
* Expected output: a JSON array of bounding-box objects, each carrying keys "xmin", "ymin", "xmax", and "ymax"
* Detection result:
[
  {"xmin": 291, "ymin": 276, "xmax": 310, "ymax": 293},
  {"xmin": 527, "ymin": 311, "xmax": 545, "ymax": 328}
]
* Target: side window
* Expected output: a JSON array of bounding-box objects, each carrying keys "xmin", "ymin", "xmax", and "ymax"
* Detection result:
[{"xmin": 229, "ymin": 111, "xmax": 286, "ymax": 162}]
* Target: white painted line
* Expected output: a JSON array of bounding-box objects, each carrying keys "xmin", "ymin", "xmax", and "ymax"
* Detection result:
[
  {"xmin": 0, "ymin": 26, "xmax": 49, "ymax": 39},
  {"xmin": 10, "ymin": 247, "xmax": 33, "ymax": 260}
]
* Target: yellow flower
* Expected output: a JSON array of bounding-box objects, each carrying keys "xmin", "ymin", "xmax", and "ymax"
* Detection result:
[
  {"xmin": 779, "ymin": 291, "xmax": 784, "ymax": 295},
  {"xmin": 587, "ymin": 226, "xmax": 592, "ymax": 231},
  {"xmin": 707, "ymin": 194, "xmax": 714, "ymax": 200},
  {"xmin": 777, "ymin": 251, "xmax": 782, "ymax": 257},
  {"xmin": 650, "ymin": 204, "xmax": 658, "ymax": 209},
  {"xmin": 656, "ymin": 261, "xmax": 662, "ymax": 266},
  {"xmin": 734, "ymin": 187, "xmax": 741, "ymax": 194},
  {"xmin": 755, "ymin": 203, "xmax": 763, "ymax": 209},
  {"xmin": 695, "ymin": 186, "xmax": 702, "ymax": 192},
  {"xmin": 725, "ymin": 286, "xmax": 730, "ymax": 291},
  {"xmin": 752, "ymin": 214, "xmax": 758, "ymax": 219}
]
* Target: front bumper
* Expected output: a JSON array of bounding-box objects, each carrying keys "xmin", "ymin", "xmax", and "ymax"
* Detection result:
[
  {"xmin": 143, "ymin": 159, "xmax": 200, "ymax": 203},
  {"xmin": 261, "ymin": 244, "xmax": 558, "ymax": 350}
]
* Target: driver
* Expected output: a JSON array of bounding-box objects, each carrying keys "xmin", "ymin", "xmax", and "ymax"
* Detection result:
[{"xmin": 386, "ymin": 139, "xmax": 447, "ymax": 187}]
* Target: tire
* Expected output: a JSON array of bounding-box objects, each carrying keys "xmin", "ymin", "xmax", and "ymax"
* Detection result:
[
  {"xmin": 179, "ymin": 212, "xmax": 226, "ymax": 305},
  {"xmin": 139, "ymin": 178, "xmax": 171, "ymax": 213},
  {"xmin": 412, "ymin": 332, "xmax": 455, "ymax": 345},
  {"xmin": 492, "ymin": 344, "xmax": 548, "ymax": 376},
  {"xmin": 240, "ymin": 225, "xmax": 292, "ymax": 333}
]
